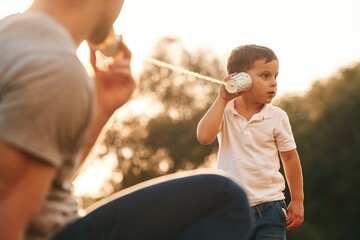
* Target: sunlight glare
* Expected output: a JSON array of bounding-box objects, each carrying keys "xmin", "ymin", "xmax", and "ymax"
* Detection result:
[
  {"xmin": 73, "ymin": 150, "xmax": 120, "ymax": 198},
  {"xmin": 0, "ymin": 1, "xmax": 32, "ymax": 19},
  {"xmin": 117, "ymin": 96, "xmax": 165, "ymax": 119}
]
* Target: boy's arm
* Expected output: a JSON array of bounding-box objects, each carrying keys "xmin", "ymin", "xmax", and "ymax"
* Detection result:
[
  {"xmin": 280, "ymin": 149, "xmax": 304, "ymax": 230},
  {"xmin": 196, "ymin": 96, "xmax": 229, "ymax": 145},
  {"xmin": 197, "ymin": 73, "xmax": 241, "ymax": 145},
  {"xmin": 81, "ymin": 39, "xmax": 136, "ymax": 161}
]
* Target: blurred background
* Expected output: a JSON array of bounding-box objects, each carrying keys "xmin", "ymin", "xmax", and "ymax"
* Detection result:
[{"xmin": 2, "ymin": 1, "xmax": 360, "ymax": 239}]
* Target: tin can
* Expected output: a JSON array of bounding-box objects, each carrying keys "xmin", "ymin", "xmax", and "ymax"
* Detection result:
[{"xmin": 225, "ymin": 72, "xmax": 252, "ymax": 93}]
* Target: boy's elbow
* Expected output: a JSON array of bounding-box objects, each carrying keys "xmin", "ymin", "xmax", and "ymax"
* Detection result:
[
  {"xmin": 196, "ymin": 134, "xmax": 215, "ymax": 145},
  {"xmin": 196, "ymin": 124, "xmax": 217, "ymax": 145}
]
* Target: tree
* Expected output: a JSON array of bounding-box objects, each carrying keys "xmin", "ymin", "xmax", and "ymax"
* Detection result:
[
  {"xmin": 278, "ymin": 62, "xmax": 360, "ymax": 240},
  {"xmin": 77, "ymin": 37, "xmax": 225, "ymax": 206}
]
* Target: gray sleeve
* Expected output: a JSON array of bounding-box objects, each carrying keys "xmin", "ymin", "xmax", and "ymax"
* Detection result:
[{"xmin": 0, "ymin": 52, "xmax": 94, "ymax": 167}]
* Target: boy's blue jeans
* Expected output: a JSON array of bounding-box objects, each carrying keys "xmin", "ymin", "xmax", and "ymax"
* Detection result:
[
  {"xmin": 248, "ymin": 200, "xmax": 287, "ymax": 240},
  {"xmin": 53, "ymin": 171, "xmax": 252, "ymax": 240}
]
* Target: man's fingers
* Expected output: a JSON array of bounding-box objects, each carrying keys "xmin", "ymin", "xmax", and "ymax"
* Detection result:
[
  {"xmin": 89, "ymin": 49, "xmax": 98, "ymax": 71},
  {"xmin": 117, "ymin": 37, "xmax": 131, "ymax": 60}
]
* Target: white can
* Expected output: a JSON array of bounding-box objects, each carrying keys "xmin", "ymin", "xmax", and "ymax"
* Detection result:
[{"xmin": 225, "ymin": 72, "xmax": 252, "ymax": 93}]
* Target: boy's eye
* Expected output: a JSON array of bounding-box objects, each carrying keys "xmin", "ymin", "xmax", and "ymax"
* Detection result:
[{"xmin": 261, "ymin": 73, "xmax": 270, "ymax": 79}]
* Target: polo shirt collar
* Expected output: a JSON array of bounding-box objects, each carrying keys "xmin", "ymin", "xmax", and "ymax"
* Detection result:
[
  {"xmin": 231, "ymin": 100, "xmax": 272, "ymax": 121},
  {"xmin": 253, "ymin": 104, "xmax": 272, "ymax": 120}
]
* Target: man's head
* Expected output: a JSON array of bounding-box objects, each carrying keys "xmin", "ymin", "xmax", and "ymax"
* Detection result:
[{"xmin": 27, "ymin": 0, "xmax": 125, "ymax": 46}]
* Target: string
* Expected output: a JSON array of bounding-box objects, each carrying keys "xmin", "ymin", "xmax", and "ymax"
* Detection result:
[
  {"xmin": 74, "ymin": 56, "xmax": 227, "ymax": 181},
  {"xmin": 144, "ymin": 57, "xmax": 227, "ymax": 86}
]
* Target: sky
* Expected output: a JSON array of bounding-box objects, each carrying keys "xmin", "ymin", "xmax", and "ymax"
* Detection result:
[
  {"xmin": 117, "ymin": 0, "xmax": 360, "ymax": 96},
  {"xmin": 1, "ymin": 0, "xmax": 360, "ymax": 96}
]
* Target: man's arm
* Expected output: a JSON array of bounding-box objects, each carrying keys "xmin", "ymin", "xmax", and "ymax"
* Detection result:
[
  {"xmin": 80, "ymin": 39, "xmax": 136, "ymax": 161},
  {"xmin": 280, "ymin": 149, "xmax": 304, "ymax": 230},
  {"xmin": 0, "ymin": 141, "xmax": 56, "ymax": 240}
]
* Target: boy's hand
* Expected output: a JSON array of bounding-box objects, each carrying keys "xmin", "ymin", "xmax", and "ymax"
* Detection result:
[
  {"xmin": 286, "ymin": 200, "xmax": 304, "ymax": 230},
  {"xmin": 219, "ymin": 73, "xmax": 245, "ymax": 101}
]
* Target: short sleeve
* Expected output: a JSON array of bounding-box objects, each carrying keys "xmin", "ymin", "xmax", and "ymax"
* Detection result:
[
  {"xmin": 0, "ymin": 52, "xmax": 94, "ymax": 167},
  {"xmin": 274, "ymin": 110, "xmax": 297, "ymax": 152}
]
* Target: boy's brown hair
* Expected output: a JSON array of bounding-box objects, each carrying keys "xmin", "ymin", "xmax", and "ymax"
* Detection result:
[{"xmin": 226, "ymin": 44, "xmax": 278, "ymax": 74}]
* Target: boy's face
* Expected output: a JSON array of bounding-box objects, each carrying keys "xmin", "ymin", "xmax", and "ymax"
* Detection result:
[{"xmin": 245, "ymin": 58, "xmax": 279, "ymax": 104}]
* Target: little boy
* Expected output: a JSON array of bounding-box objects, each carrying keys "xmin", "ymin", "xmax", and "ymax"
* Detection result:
[{"xmin": 197, "ymin": 44, "xmax": 304, "ymax": 239}]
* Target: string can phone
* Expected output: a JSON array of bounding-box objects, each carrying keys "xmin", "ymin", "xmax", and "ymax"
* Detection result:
[
  {"xmin": 225, "ymin": 72, "xmax": 252, "ymax": 93},
  {"xmin": 89, "ymin": 28, "xmax": 252, "ymax": 94},
  {"xmin": 88, "ymin": 27, "xmax": 120, "ymax": 57}
]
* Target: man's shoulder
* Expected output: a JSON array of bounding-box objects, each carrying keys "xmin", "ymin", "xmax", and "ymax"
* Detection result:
[{"xmin": 0, "ymin": 12, "xmax": 76, "ymax": 54}]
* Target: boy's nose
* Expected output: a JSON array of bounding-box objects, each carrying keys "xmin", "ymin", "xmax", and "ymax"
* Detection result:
[{"xmin": 270, "ymin": 79, "xmax": 277, "ymax": 87}]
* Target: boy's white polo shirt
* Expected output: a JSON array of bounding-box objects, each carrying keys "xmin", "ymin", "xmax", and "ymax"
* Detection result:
[{"xmin": 217, "ymin": 100, "xmax": 296, "ymax": 206}]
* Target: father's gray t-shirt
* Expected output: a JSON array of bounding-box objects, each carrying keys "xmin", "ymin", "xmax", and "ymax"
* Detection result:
[{"xmin": 0, "ymin": 12, "xmax": 94, "ymax": 239}]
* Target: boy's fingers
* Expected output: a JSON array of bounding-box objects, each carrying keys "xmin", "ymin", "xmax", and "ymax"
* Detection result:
[{"xmin": 223, "ymin": 73, "xmax": 238, "ymax": 82}]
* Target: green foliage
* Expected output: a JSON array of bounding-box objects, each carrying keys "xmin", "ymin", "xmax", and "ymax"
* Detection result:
[
  {"xmin": 287, "ymin": 222, "xmax": 324, "ymax": 240},
  {"xmin": 145, "ymin": 113, "xmax": 204, "ymax": 169},
  {"xmin": 278, "ymin": 63, "xmax": 360, "ymax": 240},
  {"xmin": 91, "ymin": 36, "xmax": 222, "ymax": 195}
]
